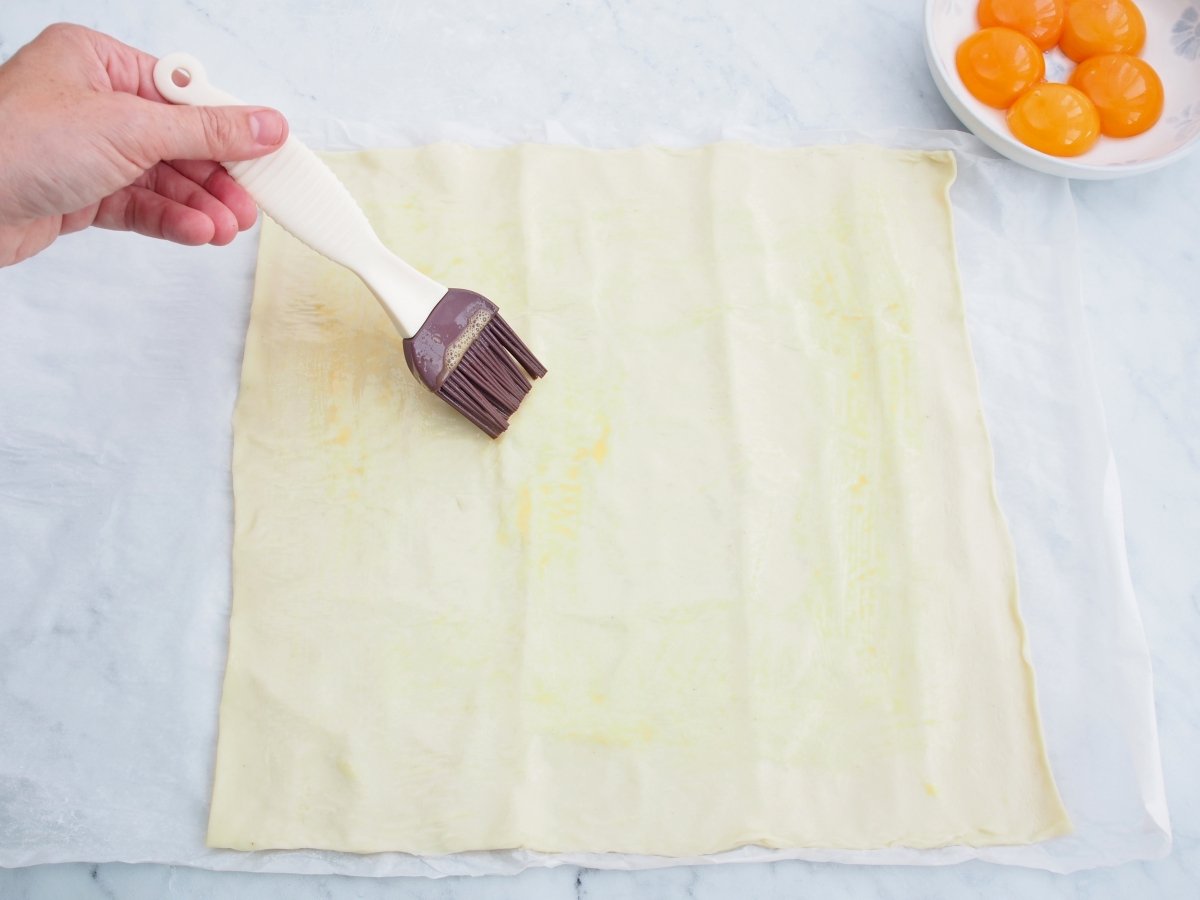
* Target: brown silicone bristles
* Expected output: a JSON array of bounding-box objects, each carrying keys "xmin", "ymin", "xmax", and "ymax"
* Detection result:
[
  {"xmin": 436, "ymin": 314, "xmax": 546, "ymax": 438},
  {"xmin": 490, "ymin": 314, "xmax": 548, "ymax": 379}
]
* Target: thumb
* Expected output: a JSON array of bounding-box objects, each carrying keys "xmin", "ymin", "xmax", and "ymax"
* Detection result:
[{"xmin": 146, "ymin": 103, "xmax": 288, "ymax": 163}]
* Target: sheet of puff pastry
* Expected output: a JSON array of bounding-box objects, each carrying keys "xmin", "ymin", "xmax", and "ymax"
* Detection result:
[{"xmin": 210, "ymin": 143, "xmax": 1071, "ymax": 856}]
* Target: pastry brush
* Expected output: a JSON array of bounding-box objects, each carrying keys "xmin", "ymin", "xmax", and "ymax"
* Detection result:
[{"xmin": 152, "ymin": 53, "xmax": 546, "ymax": 438}]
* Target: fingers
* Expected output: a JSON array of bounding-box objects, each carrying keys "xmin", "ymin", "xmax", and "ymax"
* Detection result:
[
  {"xmin": 92, "ymin": 185, "xmax": 216, "ymax": 246},
  {"xmin": 59, "ymin": 204, "xmax": 101, "ymax": 236},
  {"xmin": 168, "ymin": 160, "xmax": 259, "ymax": 231},
  {"xmin": 59, "ymin": 161, "xmax": 260, "ymax": 249},
  {"xmin": 63, "ymin": 165, "xmax": 258, "ymax": 248},
  {"xmin": 148, "ymin": 101, "xmax": 288, "ymax": 164},
  {"xmin": 140, "ymin": 161, "xmax": 240, "ymax": 245}
]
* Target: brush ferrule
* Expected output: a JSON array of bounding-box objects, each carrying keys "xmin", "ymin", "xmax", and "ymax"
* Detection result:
[
  {"xmin": 403, "ymin": 289, "xmax": 548, "ymax": 438},
  {"xmin": 402, "ymin": 289, "xmax": 498, "ymax": 391}
]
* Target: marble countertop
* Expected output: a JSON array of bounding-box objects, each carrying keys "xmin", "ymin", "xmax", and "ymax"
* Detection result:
[{"xmin": 1, "ymin": 0, "xmax": 1197, "ymax": 897}]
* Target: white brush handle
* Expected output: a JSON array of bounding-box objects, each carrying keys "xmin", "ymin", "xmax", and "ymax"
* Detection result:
[{"xmin": 152, "ymin": 52, "xmax": 446, "ymax": 336}]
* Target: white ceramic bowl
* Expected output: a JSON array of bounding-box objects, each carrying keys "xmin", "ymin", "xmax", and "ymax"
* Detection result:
[{"xmin": 924, "ymin": 0, "xmax": 1200, "ymax": 178}]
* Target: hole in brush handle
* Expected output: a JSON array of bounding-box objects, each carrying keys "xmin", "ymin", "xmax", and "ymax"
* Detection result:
[{"xmin": 152, "ymin": 53, "xmax": 244, "ymax": 107}]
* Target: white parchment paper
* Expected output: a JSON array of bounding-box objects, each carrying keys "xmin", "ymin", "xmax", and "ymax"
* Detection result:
[{"xmin": 0, "ymin": 129, "xmax": 1170, "ymax": 875}]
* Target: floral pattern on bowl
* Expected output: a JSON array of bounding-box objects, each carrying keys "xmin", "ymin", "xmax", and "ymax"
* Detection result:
[{"xmin": 1173, "ymin": 6, "xmax": 1200, "ymax": 59}]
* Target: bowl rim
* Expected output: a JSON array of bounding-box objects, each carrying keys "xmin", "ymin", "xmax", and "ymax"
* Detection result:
[{"xmin": 923, "ymin": 0, "xmax": 1200, "ymax": 179}]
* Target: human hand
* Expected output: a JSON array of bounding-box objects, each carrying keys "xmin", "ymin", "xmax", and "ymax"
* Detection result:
[{"xmin": 0, "ymin": 24, "xmax": 288, "ymax": 267}]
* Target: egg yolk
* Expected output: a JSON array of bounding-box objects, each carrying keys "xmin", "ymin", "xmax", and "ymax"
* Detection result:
[
  {"xmin": 1069, "ymin": 53, "xmax": 1163, "ymax": 137},
  {"xmin": 1059, "ymin": 0, "xmax": 1146, "ymax": 62},
  {"xmin": 977, "ymin": 0, "xmax": 1066, "ymax": 51},
  {"xmin": 1007, "ymin": 83, "xmax": 1101, "ymax": 156},
  {"xmin": 956, "ymin": 27, "xmax": 1046, "ymax": 108}
]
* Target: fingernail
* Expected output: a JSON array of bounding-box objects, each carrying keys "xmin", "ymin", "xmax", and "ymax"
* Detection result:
[{"xmin": 250, "ymin": 110, "xmax": 285, "ymax": 146}]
